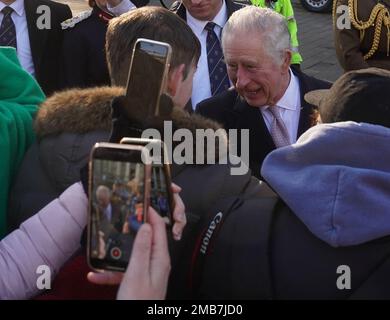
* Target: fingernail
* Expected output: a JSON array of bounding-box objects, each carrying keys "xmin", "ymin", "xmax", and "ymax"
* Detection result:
[
  {"xmin": 177, "ymin": 213, "xmax": 186, "ymax": 222},
  {"xmin": 174, "ymin": 232, "xmax": 182, "ymax": 241}
]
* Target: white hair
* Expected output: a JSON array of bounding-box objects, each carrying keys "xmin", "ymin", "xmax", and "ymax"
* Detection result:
[
  {"xmin": 96, "ymin": 185, "xmax": 111, "ymax": 198},
  {"xmin": 222, "ymin": 6, "xmax": 291, "ymax": 65}
]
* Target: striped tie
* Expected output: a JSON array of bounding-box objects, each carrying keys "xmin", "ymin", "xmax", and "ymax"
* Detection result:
[
  {"xmin": 205, "ymin": 22, "xmax": 230, "ymax": 96},
  {"xmin": 0, "ymin": 6, "xmax": 17, "ymax": 49},
  {"xmin": 268, "ymin": 107, "xmax": 291, "ymax": 148}
]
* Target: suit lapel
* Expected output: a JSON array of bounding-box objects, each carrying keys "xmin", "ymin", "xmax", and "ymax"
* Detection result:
[
  {"xmin": 294, "ymin": 70, "xmax": 315, "ymax": 136},
  {"xmin": 25, "ymin": 0, "xmax": 48, "ymax": 75},
  {"xmin": 173, "ymin": 3, "xmax": 187, "ymax": 21},
  {"xmin": 225, "ymin": 0, "xmax": 244, "ymax": 17},
  {"xmin": 234, "ymin": 97, "xmax": 275, "ymax": 158}
]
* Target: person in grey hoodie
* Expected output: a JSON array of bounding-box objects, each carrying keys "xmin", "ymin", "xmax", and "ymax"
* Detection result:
[{"xmin": 174, "ymin": 67, "xmax": 390, "ymax": 300}]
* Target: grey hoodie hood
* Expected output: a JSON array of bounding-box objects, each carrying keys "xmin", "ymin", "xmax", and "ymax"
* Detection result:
[{"xmin": 261, "ymin": 122, "xmax": 390, "ymax": 247}]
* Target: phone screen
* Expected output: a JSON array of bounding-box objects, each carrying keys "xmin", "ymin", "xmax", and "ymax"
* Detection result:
[
  {"xmin": 120, "ymin": 138, "xmax": 175, "ymax": 227},
  {"xmin": 125, "ymin": 40, "xmax": 171, "ymax": 116},
  {"xmin": 150, "ymin": 164, "xmax": 173, "ymax": 226},
  {"xmin": 89, "ymin": 147, "xmax": 147, "ymax": 271}
]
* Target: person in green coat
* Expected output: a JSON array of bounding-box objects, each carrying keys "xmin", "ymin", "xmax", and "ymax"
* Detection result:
[
  {"xmin": 0, "ymin": 47, "xmax": 45, "ymax": 237},
  {"xmin": 251, "ymin": 0, "xmax": 303, "ymax": 67}
]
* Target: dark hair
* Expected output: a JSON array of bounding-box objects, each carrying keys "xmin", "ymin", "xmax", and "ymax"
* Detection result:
[
  {"xmin": 106, "ymin": 6, "xmax": 201, "ymax": 87},
  {"xmin": 320, "ymin": 70, "xmax": 390, "ymax": 129},
  {"xmin": 88, "ymin": 0, "xmax": 95, "ymax": 8}
]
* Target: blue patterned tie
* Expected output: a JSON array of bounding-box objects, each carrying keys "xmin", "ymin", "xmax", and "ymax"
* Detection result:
[
  {"xmin": 0, "ymin": 6, "xmax": 17, "ymax": 49},
  {"xmin": 205, "ymin": 22, "xmax": 230, "ymax": 96}
]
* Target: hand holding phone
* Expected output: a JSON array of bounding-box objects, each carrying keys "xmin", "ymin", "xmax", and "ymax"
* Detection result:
[
  {"xmin": 88, "ymin": 206, "xmax": 171, "ymax": 300},
  {"xmin": 87, "ymin": 141, "xmax": 186, "ymax": 272},
  {"xmin": 88, "ymin": 142, "xmax": 152, "ymax": 272}
]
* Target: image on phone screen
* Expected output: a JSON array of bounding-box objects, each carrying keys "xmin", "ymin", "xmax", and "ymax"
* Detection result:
[
  {"xmin": 150, "ymin": 164, "xmax": 172, "ymax": 226},
  {"xmin": 90, "ymin": 158, "xmax": 145, "ymax": 269}
]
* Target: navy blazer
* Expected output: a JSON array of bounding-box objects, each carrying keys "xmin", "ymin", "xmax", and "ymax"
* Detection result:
[
  {"xmin": 25, "ymin": 0, "xmax": 72, "ymax": 95},
  {"xmin": 196, "ymin": 69, "xmax": 332, "ymax": 179}
]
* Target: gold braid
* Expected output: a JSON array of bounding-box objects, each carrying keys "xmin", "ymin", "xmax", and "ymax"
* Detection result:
[
  {"xmin": 347, "ymin": 0, "xmax": 390, "ymax": 59},
  {"xmin": 332, "ymin": 0, "xmax": 337, "ymax": 26}
]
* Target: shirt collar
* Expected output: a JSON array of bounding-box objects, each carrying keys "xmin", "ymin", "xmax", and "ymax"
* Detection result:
[
  {"xmin": 0, "ymin": 0, "xmax": 24, "ymax": 17},
  {"xmin": 186, "ymin": 0, "xmax": 227, "ymax": 34},
  {"xmin": 263, "ymin": 68, "xmax": 299, "ymax": 112}
]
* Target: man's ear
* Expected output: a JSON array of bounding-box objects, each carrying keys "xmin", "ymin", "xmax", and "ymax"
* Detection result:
[
  {"xmin": 281, "ymin": 50, "xmax": 292, "ymax": 73},
  {"xmin": 167, "ymin": 64, "xmax": 186, "ymax": 97}
]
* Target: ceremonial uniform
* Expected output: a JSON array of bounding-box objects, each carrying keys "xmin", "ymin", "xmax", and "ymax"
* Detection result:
[
  {"xmin": 251, "ymin": 0, "xmax": 303, "ymax": 65},
  {"xmin": 59, "ymin": 6, "xmax": 114, "ymax": 89},
  {"xmin": 334, "ymin": 0, "xmax": 390, "ymax": 71}
]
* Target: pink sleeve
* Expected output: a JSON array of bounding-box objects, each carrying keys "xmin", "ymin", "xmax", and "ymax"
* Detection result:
[{"xmin": 0, "ymin": 182, "xmax": 87, "ymax": 300}]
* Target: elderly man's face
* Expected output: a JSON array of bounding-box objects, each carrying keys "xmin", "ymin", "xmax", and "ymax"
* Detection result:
[
  {"xmin": 182, "ymin": 0, "xmax": 223, "ymax": 21},
  {"xmin": 223, "ymin": 31, "xmax": 291, "ymax": 107},
  {"xmin": 97, "ymin": 191, "xmax": 110, "ymax": 208}
]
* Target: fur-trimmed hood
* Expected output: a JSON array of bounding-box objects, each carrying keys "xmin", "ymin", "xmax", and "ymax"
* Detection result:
[
  {"xmin": 31, "ymin": 86, "xmax": 228, "ymax": 192},
  {"xmin": 35, "ymin": 86, "xmax": 123, "ymax": 139},
  {"xmin": 35, "ymin": 86, "xmax": 224, "ymax": 140}
]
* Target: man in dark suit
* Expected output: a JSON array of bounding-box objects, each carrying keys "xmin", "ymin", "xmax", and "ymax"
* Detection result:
[
  {"xmin": 0, "ymin": 0, "xmax": 72, "ymax": 95},
  {"xmin": 196, "ymin": 6, "xmax": 331, "ymax": 179},
  {"xmin": 170, "ymin": 0, "xmax": 249, "ymax": 111},
  {"xmin": 59, "ymin": 0, "xmax": 149, "ymax": 90}
]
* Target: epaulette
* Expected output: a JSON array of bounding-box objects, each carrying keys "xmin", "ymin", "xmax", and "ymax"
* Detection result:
[{"xmin": 61, "ymin": 10, "xmax": 93, "ymax": 30}]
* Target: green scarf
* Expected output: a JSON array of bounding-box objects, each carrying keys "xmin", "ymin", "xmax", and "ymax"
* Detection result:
[{"xmin": 0, "ymin": 47, "xmax": 45, "ymax": 237}]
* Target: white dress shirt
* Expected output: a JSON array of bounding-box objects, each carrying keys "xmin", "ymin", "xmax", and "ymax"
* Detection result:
[
  {"xmin": 186, "ymin": 0, "xmax": 228, "ymax": 109},
  {"xmin": 261, "ymin": 69, "xmax": 301, "ymax": 144},
  {"xmin": 0, "ymin": 0, "xmax": 35, "ymax": 75},
  {"xmin": 107, "ymin": 0, "xmax": 136, "ymax": 16}
]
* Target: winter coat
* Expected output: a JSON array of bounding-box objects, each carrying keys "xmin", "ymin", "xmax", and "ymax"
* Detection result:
[
  {"xmin": 0, "ymin": 183, "xmax": 87, "ymax": 299},
  {"xmin": 178, "ymin": 122, "xmax": 390, "ymax": 299},
  {"xmin": 7, "ymin": 87, "xmax": 122, "ymax": 232},
  {"xmin": 0, "ymin": 47, "xmax": 45, "ymax": 237}
]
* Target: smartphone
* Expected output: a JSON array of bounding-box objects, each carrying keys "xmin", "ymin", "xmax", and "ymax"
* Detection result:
[
  {"xmin": 125, "ymin": 38, "xmax": 172, "ymax": 117},
  {"xmin": 120, "ymin": 137, "xmax": 175, "ymax": 227},
  {"xmin": 87, "ymin": 142, "xmax": 152, "ymax": 272}
]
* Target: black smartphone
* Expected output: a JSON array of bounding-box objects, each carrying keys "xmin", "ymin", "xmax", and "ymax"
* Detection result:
[
  {"xmin": 125, "ymin": 38, "xmax": 172, "ymax": 117},
  {"xmin": 87, "ymin": 142, "xmax": 152, "ymax": 272},
  {"xmin": 120, "ymin": 137, "xmax": 175, "ymax": 227}
]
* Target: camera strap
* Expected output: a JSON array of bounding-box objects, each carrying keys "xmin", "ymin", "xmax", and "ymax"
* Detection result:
[
  {"xmin": 188, "ymin": 193, "xmax": 281, "ymax": 299},
  {"xmin": 188, "ymin": 196, "xmax": 243, "ymax": 293}
]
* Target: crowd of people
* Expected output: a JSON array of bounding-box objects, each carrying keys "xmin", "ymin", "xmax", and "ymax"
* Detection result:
[{"xmin": 0, "ymin": 0, "xmax": 390, "ymax": 300}]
